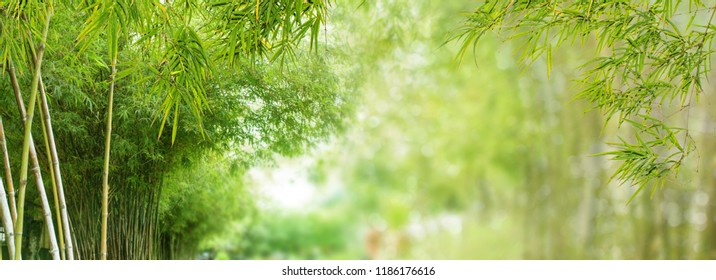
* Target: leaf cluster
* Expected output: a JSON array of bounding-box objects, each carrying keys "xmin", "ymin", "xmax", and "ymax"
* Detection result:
[
  {"xmin": 74, "ymin": 0, "xmax": 332, "ymax": 143},
  {"xmin": 453, "ymin": 0, "xmax": 716, "ymax": 191}
]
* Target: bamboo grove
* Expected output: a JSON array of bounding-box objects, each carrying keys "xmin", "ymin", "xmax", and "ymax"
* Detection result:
[
  {"xmin": 4, "ymin": 0, "xmax": 716, "ymax": 261},
  {"xmin": 0, "ymin": 0, "xmax": 350, "ymax": 260}
]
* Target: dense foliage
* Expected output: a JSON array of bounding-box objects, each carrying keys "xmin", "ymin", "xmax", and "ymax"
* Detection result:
[{"xmin": 0, "ymin": 0, "xmax": 351, "ymax": 259}]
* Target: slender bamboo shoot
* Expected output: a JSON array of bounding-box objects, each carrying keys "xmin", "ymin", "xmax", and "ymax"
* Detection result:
[{"xmin": 100, "ymin": 55, "xmax": 118, "ymax": 260}]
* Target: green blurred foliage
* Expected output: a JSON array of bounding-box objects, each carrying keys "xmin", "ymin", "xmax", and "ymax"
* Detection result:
[
  {"xmin": 297, "ymin": 0, "xmax": 716, "ymax": 260},
  {"xmin": 157, "ymin": 154, "xmax": 254, "ymax": 259},
  {"xmin": 204, "ymin": 208, "xmax": 356, "ymax": 260},
  {"xmin": 454, "ymin": 0, "xmax": 716, "ymax": 194}
]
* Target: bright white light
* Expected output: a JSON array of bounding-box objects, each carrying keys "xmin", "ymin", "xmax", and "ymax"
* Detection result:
[{"xmin": 248, "ymin": 157, "xmax": 317, "ymax": 211}]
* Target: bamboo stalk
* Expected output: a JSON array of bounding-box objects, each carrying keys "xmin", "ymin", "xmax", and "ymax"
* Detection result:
[
  {"xmin": 21, "ymin": 9, "xmax": 75, "ymax": 260},
  {"xmin": 1, "ymin": 179, "xmax": 16, "ymax": 258},
  {"xmin": 0, "ymin": 117, "xmax": 17, "ymax": 223},
  {"xmin": 38, "ymin": 98, "xmax": 65, "ymax": 260},
  {"xmin": 101, "ymin": 54, "xmax": 118, "ymax": 260},
  {"xmin": 38, "ymin": 71, "xmax": 74, "ymax": 260},
  {"xmin": 28, "ymin": 155, "xmax": 61, "ymax": 260},
  {"xmin": 6, "ymin": 59, "xmax": 27, "ymax": 261},
  {"xmin": 10, "ymin": 9, "xmax": 60, "ymax": 260}
]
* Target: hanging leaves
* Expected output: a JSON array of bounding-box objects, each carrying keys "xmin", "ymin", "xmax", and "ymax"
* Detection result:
[
  {"xmin": 205, "ymin": 0, "xmax": 330, "ymax": 67},
  {"xmin": 453, "ymin": 0, "xmax": 716, "ymax": 191},
  {"xmin": 153, "ymin": 24, "xmax": 212, "ymax": 144}
]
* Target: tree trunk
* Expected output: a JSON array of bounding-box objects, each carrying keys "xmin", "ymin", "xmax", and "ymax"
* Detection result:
[
  {"xmin": 0, "ymin": 117, "xmax": 17, "ymax": 223},
  {"xmin": 101, "ymin": 55, "xmax": 118, "ymax": 260}
]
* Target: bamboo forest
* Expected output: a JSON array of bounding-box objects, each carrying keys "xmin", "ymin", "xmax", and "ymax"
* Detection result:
[{"xmin": 1, "ymin": 0, "xmax": 716, "ymax": 260}]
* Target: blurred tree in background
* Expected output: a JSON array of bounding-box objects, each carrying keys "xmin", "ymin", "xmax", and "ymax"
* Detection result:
[
  {"xmin": 454, "ymin": 0, "xmax": 716, "ymax": 198},
  {"xmin": 300, "ymin": 0, "xmax": 716, "ymax": 260},
  {"xmin": 204, "ymin": 208, "xmax": 355, "ymax": 260}
]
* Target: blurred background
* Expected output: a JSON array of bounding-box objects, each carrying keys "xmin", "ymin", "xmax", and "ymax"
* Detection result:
[{"xmin": 189, "ymin": 0, "xmax": 716, "ymax": 260}]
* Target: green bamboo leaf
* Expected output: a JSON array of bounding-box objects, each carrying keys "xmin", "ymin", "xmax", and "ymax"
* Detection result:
[{"xmin": 115, "ymin": 67, "xmax": 134, "ymax": 80}]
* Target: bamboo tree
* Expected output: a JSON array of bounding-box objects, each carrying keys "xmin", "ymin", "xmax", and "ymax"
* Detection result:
[
  {"xmin": 0, "ymin": 116, "xmax": 15, "ymax": 258},
  {"xmin": 100, "ymin": 51, "xmax": 117, "ymax": 260},
  {"xmin": 13, "ymin": 6, "xmax": 60, "ymax": 260},
  {"xmin": 0, "ymin": 179, "xmax": 15, "ymax": 259},
  {"xmin": 37, "ymin": 91, "xmax": 65, "ymax": 260},
  {"xmin": 7, "ymin": 30, "xmax": 66, "ymax": 263},
  {"xmin": 37, "ymin": 65, "xmax": 74, "ymax": 260},
  {"xmin": 68, "ymin": 0, "xmax": 333, "ymax": 259},
  {"xmin": 76, "ymin": 0, "xmax": 134, "ymax": 260},
  {"xmin": 0, "ymin": 117, "xmax": 16, "ymax": 223},
  {"xmin": 8, "ymin": 45, "xmax": 71, "ymax": 262},
  {"xmin": 24, "ymin": 23, "xmax": 74, "ymax": 259}
]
